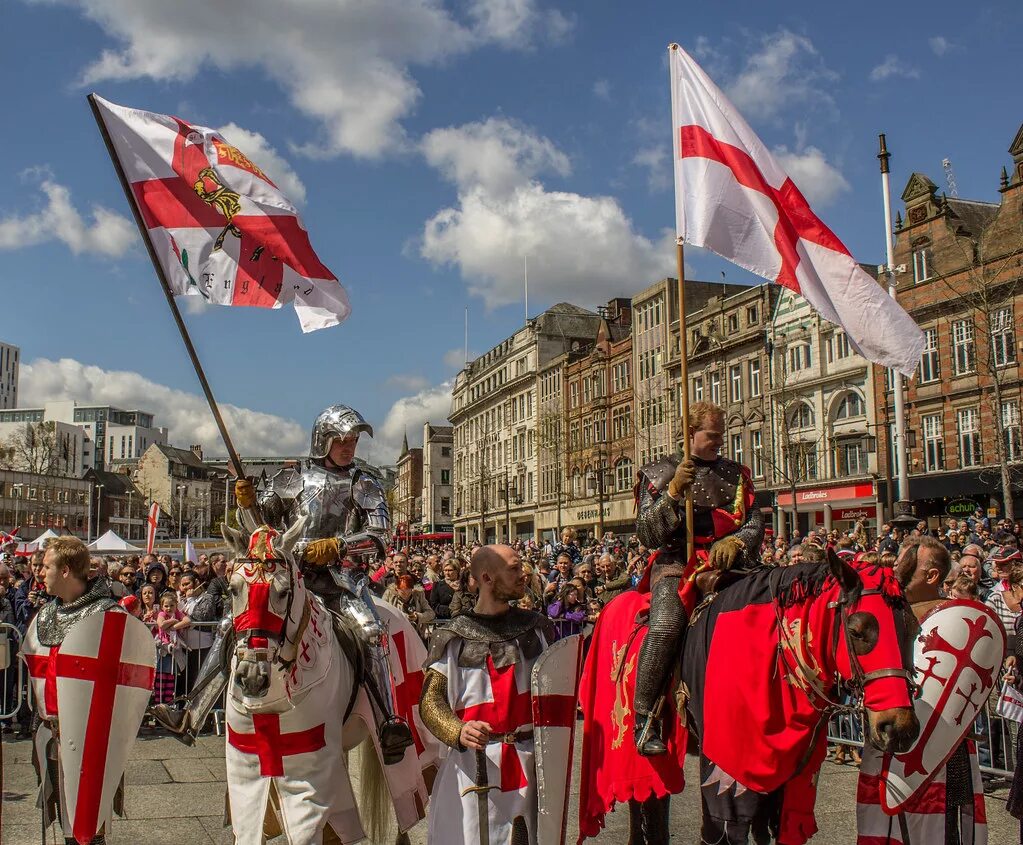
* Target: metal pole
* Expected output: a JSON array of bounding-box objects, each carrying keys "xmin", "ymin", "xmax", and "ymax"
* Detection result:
[
  {"xmin": 86, "ymin": 482, "xmax": 93, "ymax": 543},
  {"xmin": 225, "ymin": 474, "xmax": 230, "ymax": 529},
  {"xmin": 127, "ymin": 488, "xmax": 133, "ymax": 540},
  {"xmin": 878, "ymin": 134, "xmax": 909, "ymax": 505},
  {"xmin": 178, "ymin": 486, "xmax": 184, "ymax": 539},
  {"xmin": 96, "ymin": 485, "xmax": 103, "ymax": 539},
  {"xmin": 676, "ymin": 244, "xmax": 696, "ymax": 563},
  {"xmin": 88, "ymin": 94, "xmax": 246, "ymax": 481}
]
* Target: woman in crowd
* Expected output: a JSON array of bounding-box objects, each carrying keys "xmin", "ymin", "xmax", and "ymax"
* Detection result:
[
  {"xmin": 428, "ymin": 559, "xmax": 461, "ymax": 619},
  {"xmin": 546, "ymin": 583, "xmax": 586, "ymax": 641},
  {"xmin": 383, "ymin": 574, "xmax": 435, "ymax": 641},
  {"xmin": 448, "ymin": 568, "xmax": 478, "ymax": 617},
  {"xmin": 139, "ymin": 584, "xmax": 159, "ymax": 625},
  {"xmin": 144, "ymin": 562, "xmax": 168, "ymax": 597}
]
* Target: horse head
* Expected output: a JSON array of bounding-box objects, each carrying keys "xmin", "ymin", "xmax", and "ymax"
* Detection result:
[
  {"xmin": 222, "ymin": 512, "xmax": 309, "ymax": 700},
  {"xmin": 825, "ymin": 548, "xmax": 919, "ymax": 754}
]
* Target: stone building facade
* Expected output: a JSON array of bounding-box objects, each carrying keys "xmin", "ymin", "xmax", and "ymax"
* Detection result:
[{"xmin": 420, "ymin": 423, "xmax": 453, "ymax": 534}]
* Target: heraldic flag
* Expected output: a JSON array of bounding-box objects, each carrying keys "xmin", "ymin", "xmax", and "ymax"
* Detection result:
[
  {"xmin": 669, "ymin": 45, "xmax": 925, "ymax": 376},
  {"xmin": 92, "ymin": 95, "xmax": 350, "ymax": 333}
]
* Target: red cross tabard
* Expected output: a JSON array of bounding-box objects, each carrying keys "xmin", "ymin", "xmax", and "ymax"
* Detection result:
[
  {"xmin": 228, "ymin": 713, "xmax": 326, "ymax": 777},
  {"xmin": 392, "ymin": 630, "xmax": 425, "ymax": 755},
  {"xmin": 457, "ymin": 655, "xmax": 533, "ymax": 792},
  {"xmin": 679, "ymin": 124, "xmax": 851, "ymax": 294},
  {"xmin": 48, "ymin": 612, "xmax": 156, "ymax": 844}
]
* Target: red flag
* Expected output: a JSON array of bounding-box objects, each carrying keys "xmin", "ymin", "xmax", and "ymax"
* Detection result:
[
  {"xmin": 146, "ymin": 503, "xmax": 160, "ymax": 555},
  {"xmin": 92, "ymin": 96, "xmax": 350, "ymax": 332}
]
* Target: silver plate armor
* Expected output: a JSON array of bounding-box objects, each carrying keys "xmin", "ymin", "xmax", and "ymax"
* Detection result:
[{"xmin": 309, "ymin": 404, "xmax": 373, "ymax": 459}]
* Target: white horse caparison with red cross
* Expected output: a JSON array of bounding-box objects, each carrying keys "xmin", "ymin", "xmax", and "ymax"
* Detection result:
[{"xmin": 221, "ymin": 514, "xmax": 431, "ymax": 845}]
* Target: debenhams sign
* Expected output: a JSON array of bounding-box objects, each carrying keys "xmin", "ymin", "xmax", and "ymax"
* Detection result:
[{"xmin": 574, "ymin": 505, "xmax": 612, "ymax": 521}]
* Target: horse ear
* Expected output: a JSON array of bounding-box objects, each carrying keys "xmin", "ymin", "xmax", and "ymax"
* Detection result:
[
  {"xmin": 827, "ymin": 546, "xmax": 860, "ymax": 594},
  {"xmin": 278, "ymin": 515, "xmax": 307, "ymax": 557},
  {"xmin": 221, "ymin": 522, "xmax": 247, "ymax": 559}
]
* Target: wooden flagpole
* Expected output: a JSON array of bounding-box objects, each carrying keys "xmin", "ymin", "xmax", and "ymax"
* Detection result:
[
  {"xmin": 88, "ymin": 94, "xmax": 246, "ymax": 481},
  {"xmin": 676, "ymin": 243, "xmax": 695, "ymax": 564}
]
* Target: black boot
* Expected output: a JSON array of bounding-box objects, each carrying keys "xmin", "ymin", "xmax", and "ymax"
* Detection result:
[
  {"xmin": 149, "ymin": 705, "xmax": 196, "ymax": 747},
  {"xmin": 379, "ymin": 717, "xmax": 415, "ymax": 765},
  {"xmin": 634, "ymin": 712, "xmax": 667, "ymax": 756}
]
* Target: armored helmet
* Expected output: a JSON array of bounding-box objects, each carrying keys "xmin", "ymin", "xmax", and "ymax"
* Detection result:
[{"xmin": 309, "ymin": 404, "xmax": 373, "ymax": 459}]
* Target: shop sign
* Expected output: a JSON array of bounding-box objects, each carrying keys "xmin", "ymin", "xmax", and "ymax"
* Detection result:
[
  {"xmin": 777, "ymin": 482, "xmax": 874, "ymax": 507},
  {"xmin": 834, "ymin": 506, "xmax": 876, "ymax": 521},
  {"xmin": 945, "ymin": 498, "xmax": 978, "ymax": 517},
  {"xmin": 574, "ymin": 505, "xmax": 612, "ymax": 522}
]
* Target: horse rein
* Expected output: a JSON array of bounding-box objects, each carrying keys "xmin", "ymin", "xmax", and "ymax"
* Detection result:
[{"xmin": 234, "ymin": 557, "xmax": 312, "ymax": 670}]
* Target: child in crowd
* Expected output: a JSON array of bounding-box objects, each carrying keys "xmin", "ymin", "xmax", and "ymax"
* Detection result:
[{"xmin": 153, "ymin": 591, "xmax": 190, "ymax": 705}]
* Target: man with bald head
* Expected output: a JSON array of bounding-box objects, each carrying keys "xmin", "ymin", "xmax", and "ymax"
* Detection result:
[{"xmin": 420, "ymin": 544, "xmax": 555, "ymax": 844}]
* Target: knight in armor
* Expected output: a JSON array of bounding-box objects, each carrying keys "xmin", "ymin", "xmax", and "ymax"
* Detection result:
[
  {"xmin": 419, "ymin": 544, "xmax": 555, "ymax": 845},
  {"xmin": 152, "ymin": 404, "xmax": 414, "ymax": 763},
  {"xmin": 21, "ymin": 536, "xmax": 153, "ymax": 845},
  {"xmin": 633, "ymin": 401, "xmax": 764, "ymax": 756}
]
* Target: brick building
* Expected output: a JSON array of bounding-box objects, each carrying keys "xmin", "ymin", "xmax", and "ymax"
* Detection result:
[
  {"xmin": 394, "ymin": 432, "xmax": 423, "ymax": 539},
  {"xmin": 874, "ymin": 122, "xmax": 1023, "ymax": 522}
]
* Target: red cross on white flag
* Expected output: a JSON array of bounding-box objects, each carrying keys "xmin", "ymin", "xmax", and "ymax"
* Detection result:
[
  {"xmin": 669, "ymin": 45, "xmax": 925, "ymax": 376},
  {"xmin": 91, "ymin": 95, "xmax": 350, "ymax": 333},
  {"xmin": 146, "ymin": 501, "xmax": 160, "ymax": 554}
]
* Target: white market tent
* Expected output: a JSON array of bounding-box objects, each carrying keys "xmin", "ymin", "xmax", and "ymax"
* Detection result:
[
  {"xmin": 16, "ymin": 528, "xmax": 62, "ymax": 555},
  {"xmin": 88, "ymin": 530, "xmax": 144, "ymax": 553}
]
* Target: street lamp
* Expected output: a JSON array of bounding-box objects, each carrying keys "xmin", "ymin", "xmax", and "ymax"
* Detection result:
[
  {"xmin": 177, "ymin": 484, "xmax": 186, "ymax": 539},
  {"xmin": 95, "ymin": 483, "xmax": 104, "ymax": 540}
]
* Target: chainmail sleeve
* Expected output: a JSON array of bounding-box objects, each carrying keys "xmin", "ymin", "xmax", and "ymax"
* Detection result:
[
  {"xmin": 635, "ymin": 480, "xmax": 682, "ymax": 550},
  {"xmin": 733, "ymin": 506, "xmax": 765, "ymax": 567},
  {"xmin": 419, "ymin": 669, "xmax": 464, "ymax": 750}
]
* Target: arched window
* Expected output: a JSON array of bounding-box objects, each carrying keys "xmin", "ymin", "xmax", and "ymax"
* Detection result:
[
  {"xmin": 615, "ymin": 458, "xmax": 634, "ymax": 492},
  {"xmin": 834, "ymin": 392, "xmax": 865, "ymax": 420},
  {"xmin": 789, "ymin": 402, "xmax": 815, "ymax": 429}
]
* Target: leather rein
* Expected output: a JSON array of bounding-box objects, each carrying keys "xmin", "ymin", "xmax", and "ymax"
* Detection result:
[{"xmin": 234, "ymin": 557, "xmax": 312, "ymax": 671}]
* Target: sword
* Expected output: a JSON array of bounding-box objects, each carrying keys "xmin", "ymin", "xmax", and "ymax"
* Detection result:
[{"xmin": 460, "ymin": 749, "xmax": 497, "ymax": 845}]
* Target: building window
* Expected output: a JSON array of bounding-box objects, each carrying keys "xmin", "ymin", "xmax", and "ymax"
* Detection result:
[
  {"xmin": 1003, "ymin": 400, "xmax": 1022, "ymax": 462},
  {"xmin": 440, "ymin": 469, "xmax": 450, "ymax": 484},
  {"xmin": 957, "ymin": 407, "xmax": 982, "ymax": 467},
  {"xmin": 790, "ymin": 402, "xmax": 814, "ymax": 429},
  {"xmin": 747, "ymin": 305, "xmax": 759, "ymax": 325},
  {"xmin": 952, "ymin": 320, "xmax": 975, "ymax": 375},
  {"xmin": 788, "ymin": 444, "xmax": 818, "ymax": 480},
  {"xmin": 441, "ymin": 446, "xmax": 451, "ymax": 457},
  {"xmin": 440, "ymin": 497, "xmax": 450, "ymax": 516},
  {"xmin": 728, "ymin": 313, "xmax": 739, "ymax": 332},
  {"xmin": 834, "ymin": 392, "xmax": 865, "ymax": 420},
  {"xmin": 615, "ymin": 459, "xmax": 634, "ymax": 492},
  {"xmin": 827, "ymin": 332, "xmax": 850, "ymax": 363},
  {"xmin": 835, "ymin": 440, "xmax": 866, "ymax": 477},
  {"xmin": 750, "ymin": 430, "xmax": 764, "ymax": 478},
  {"xmin": 570, "ymin": 382, "xmax": 578, "ymax": 408},
  {"xmin": 749, "ymin": 359, "xmax": 762, "ymax": 397},
  {"xmin": 919, "ymin": 328, "xmax": 940, "ymax": 383},
  {"xmin": 912, "ymin": 247, "xmax": 932, "ymax": 283},
  {"xmin": 709, "ymin": 372, "xmax": 721, "ymax": 405},
  {"xmin": 728, "ymin": 365, "xmax": 742, "ymax": 403},
  {"xmin": 693, "ymin": 376, "xmax": 704, "ymax": 402},
  {"xmin": 991, "ymin": 307, "xmax": 1016, "ymax": 367},
  {"xmin": 788, "ymin": 343, "xmax": 811, "ymax": 372},
  {"xmin": 730, "ymin": 433, "xmax": 743, "ymax": 465}
]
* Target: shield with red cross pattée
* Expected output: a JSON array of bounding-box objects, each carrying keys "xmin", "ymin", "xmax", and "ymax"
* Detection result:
[
  {"xmin": 879, "ymin": 599, "xmax": 1005, "ymax": 814},
  {"xmin": 532, "ymin": 633, "xmax": 584, "ymax": 845},
  {"xmin": 54, "ymin": 610, "xmax": 157, "ymax": 844}
]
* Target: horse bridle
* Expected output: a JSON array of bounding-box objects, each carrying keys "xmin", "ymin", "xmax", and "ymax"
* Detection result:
[
  {"xmin": 770, "ymin": 569, "xmax": 915, "ymax": 716},
  {"xmin": 234, "ymin": 557, "xmax": 311, "ymax": 670}
]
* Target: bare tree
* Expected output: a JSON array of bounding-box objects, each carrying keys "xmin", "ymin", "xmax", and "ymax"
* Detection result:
[
  {"xmin": 925, "ymin": 201, "xmax": 1023, "ymax": 519},
  {"xmin": 537, "ymin": 399, "xmax": 569, "ymax": 537},
  {"xmin": 0, "ymin": 422, "xmax": 73, "ymax": 476}
]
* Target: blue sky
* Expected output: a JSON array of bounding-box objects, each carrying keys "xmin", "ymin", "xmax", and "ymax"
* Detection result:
[{"xmin": 2, "ymin": 0, "xmax": 1021, "ymax": 465}]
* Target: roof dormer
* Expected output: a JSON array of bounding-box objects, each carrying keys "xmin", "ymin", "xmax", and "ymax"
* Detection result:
[{"xmin": 901, "ymin": 172, "xmax": 939, "ymax": 227}]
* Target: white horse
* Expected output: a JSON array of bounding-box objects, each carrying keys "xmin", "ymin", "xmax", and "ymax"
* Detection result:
[{"xmin": 221, "ymin": 516, "xmax": 431, "ymax": 844}]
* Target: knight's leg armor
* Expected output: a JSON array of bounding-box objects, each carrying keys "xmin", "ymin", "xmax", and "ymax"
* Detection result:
[
  {"xmin": 332, "ymin": 575, "xmax": 414, "ymax": 765},
  {"xmin": 150, "ymin": 616, "xmax": 234, "ymax": 745},
  {"xmin": 633, "ymin": 575, "xmax": 686, "ymax": 756}
]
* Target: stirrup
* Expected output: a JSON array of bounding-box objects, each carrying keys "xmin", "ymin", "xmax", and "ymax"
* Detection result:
[
  {"xmin": 379, "ymin": 717, "xmax": 415, "ymax": 765},
  {"xmin": 149, "ymin": 704, "xmax": 196, "ymax": 747},
  {"xmin": 634, "ymin": 712, "xmax": 667, "ymax": 757}
]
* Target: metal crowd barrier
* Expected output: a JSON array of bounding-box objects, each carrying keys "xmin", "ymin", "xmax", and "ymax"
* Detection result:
[
  {"xmin": 147, "ymin": 619, "xmax": 225, "ymax": 737},
  {"xmin": 827, "ymin": 708, "xmax": 1015, "ymax": 780},
  {"xmin": 0, "ymin": 622, "xmax": 24, "ymax": 721}
]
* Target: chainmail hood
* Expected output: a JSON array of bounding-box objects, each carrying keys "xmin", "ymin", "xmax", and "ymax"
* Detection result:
[
  {"xmin": 35, "ymin": 577, "xmax": 118, "ymax": 647},
  {"xmin": 425, "ymin": 607, "xmax": 553, "ymax": 669}
]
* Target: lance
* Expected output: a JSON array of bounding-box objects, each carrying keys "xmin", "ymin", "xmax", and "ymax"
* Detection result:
[
  {"xmin": 460, "ymin": 749, "xmax": 497, "ymax": 845},
  {"xmin": 87, "ymin": 94, "xmax": 246, "ymax": 484}
]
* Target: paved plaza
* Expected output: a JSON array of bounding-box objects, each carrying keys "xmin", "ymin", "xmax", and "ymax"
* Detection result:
[{"xmin": 1, "ymin": 731, "xmax": 1014, "ymax": 844}]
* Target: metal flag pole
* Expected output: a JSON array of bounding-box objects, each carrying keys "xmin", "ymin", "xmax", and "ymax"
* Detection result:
[
  {"xmin": 669, "ymin": 43, "xmax": 696, "ymax": 564},
  {"xmin": 878, "ymin": 134, "xmax": 909, "ymax": 512},
  {"xmin": 88, "ymin": 94, "xmax": 245, "ymax": 482}
]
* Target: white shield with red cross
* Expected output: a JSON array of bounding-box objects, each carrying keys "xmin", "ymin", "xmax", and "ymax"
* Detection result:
[
  {"xmin": 56, "ymin": 609, "xmax": 156, "ymax": 844},
  {"xmin": 880, "ymin": 599, "xmax": 1005, "ymax": 814},
  {"xmin": 532, "ymin": 633, "xmax": 584, "ymax": 845}
]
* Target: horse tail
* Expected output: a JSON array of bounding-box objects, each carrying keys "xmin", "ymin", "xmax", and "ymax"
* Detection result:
[{"xmin": 356, "ymin": 737, "xmax": 394, "ymax": 844}]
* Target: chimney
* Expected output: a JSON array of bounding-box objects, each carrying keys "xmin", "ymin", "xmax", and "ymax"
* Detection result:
[{"xmin": 190, "ymin": 444, "xmax": 203, "ymax": 461}]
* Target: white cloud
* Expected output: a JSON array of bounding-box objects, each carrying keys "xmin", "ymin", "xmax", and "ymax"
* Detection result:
[
  {"xmin": 53, "ymin": 0, "xmax": 571, "ymax": 160},
  {"xmin": 592, "ymin": 79, "xmax": 611, "ymax": 100},
  {"xmin": 443, "ymin": 347, "xmax": 469, "ymax": 370},
  {"xmin": 869, "ymin": 56, "xmax": 920, "ymax": 82},
  {"xmin": 364, "ymin": 381, "xmax": 454, "ymax": 465},
  {"xmin": 0, "ymin": 177, "xmax": 135, "ymax": 257},
  {"xmin": 420, "ymin": 119, "xmax": 674, "ymax": 308},
  {"xmin": 632, "ymin": 145, "xmax": 670, "ymax": 192},
  {"xmin": 772, "ymin": 145, "xmax": 850, "ymax": 207},
  {"xmin": 422, "ymin": 118, "xmax": 570, "ymax": 197},
  {"xmin": 929, "ymin": 36, "xmax": 952, "ymax": 56},
  {"xmin": 19, "ymin": 358, "xmax": 307, "ymax": 457},
  {"xmin": 216, "ymin": 122, "xmax": 307, "ymax": 206},
  {"xmin": 726, "ymin": 30, "xmax": 837, "ymax": 122},
  {"xmin": 385, "ymin": 373, "xmax": 430, "ymax": 392}
]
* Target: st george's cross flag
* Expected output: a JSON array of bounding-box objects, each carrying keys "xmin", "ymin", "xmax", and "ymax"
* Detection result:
[
  {"xmin": 669, "ymin": 45, "xmax": 925, "ymax": 376},
  {"xmin": 91, "ymin": 96, "xmax": 350, "ymax": 332}
]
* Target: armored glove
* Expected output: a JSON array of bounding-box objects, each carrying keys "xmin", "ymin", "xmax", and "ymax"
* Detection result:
[
  {"xmin": 708, "ymin": 535, "xmax": 745, "ymax": 571},
  {"xmin": 235, "ymin": 478, "xmax": 257, "ymax": 510},
  {"xmin": 667, "ymin": 458, "xmax": 696, "ymax": 500},
  {"xmin": 303, "ymin": 537, "xmax": 341, "ymax": 566}
]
